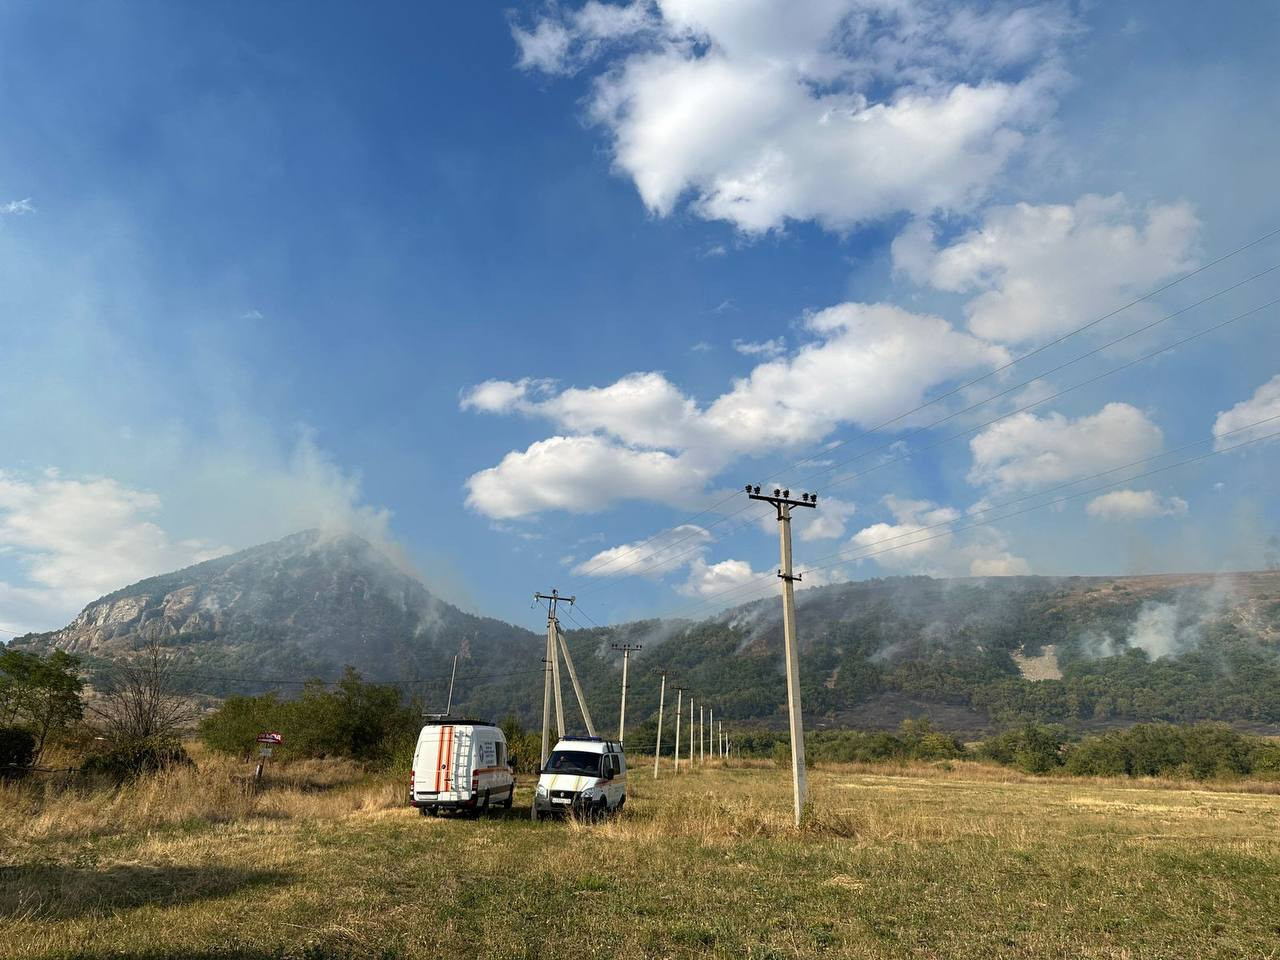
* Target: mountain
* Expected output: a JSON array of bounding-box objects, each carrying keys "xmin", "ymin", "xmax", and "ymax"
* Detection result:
[
  {"xmin": 11, "ymin": 531, "xmax": 1280, "ymax": 735},
  {"xmin": 9, "ymin": 530, "xmax": 543, "ymax": 705}
]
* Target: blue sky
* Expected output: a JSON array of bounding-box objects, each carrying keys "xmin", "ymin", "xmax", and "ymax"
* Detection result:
[{"xmin": 1, "ymin": 0, "xmax": 1278, "ymax": 637}]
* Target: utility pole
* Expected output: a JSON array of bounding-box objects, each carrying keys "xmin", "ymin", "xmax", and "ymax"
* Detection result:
[
  {"xmin": 555, "ymin": 623, "xmax": 597, "ymax": 736},
  {"xmin": 689, "ymin": 695, "xmax": 695, "ymax": 769},
  {"xmin": 534, "ymin": 590, "xmax": 573, "ymax": 769},
  {"xmin": 747, "ymin": 484, "xmax": 817, "ymax": 828},
  {"xmin": 444, "ymin": 654, "xmax": 458, "ymax": 715},
  {"xmin": 673, "ymin": 687, "xmax": 684, "ymax": 774},
  {"xmin": 612, "ymin": 642, "xmax": 642, "ymax": 744},
  {"xmin": 700, "ymin": 704, "xmax": 705, "ymax": 764},
  {"xmin": 653, "ymin": 673, "xmax": 666, "ymax": 779},
  {"xmin": 708, "ymin": 707, "xmax": 713, "ymax": 762}
]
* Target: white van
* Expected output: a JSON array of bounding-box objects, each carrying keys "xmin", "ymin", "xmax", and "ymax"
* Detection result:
[
  {"xmin": 409, "ymin": 719, "xmax": 515, "ymax": 816},
  {"xmin": 532, "ymin": 736, "xmax": 627, "ymax": 819}
]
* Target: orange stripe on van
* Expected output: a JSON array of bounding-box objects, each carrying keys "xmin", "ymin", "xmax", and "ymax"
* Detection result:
[{"xmin": 443, "ymin": 725, "xmax": 454, "ymax": 790}]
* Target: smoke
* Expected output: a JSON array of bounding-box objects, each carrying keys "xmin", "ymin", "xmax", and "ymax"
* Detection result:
[{"xmin": 1080, "ymin": 578, "xmax": 1241, "ymax": 661}]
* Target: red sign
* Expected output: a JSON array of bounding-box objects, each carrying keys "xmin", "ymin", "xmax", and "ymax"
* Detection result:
[{"xmin": 256, "ymin": 732, "xmax": 283, "ymax": 744}]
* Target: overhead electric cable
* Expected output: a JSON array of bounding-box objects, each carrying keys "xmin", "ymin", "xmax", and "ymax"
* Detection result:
[
  {"xmin": 660, "ymin": 416, "xmax": 1280, "ymax": 620},
  {"xmin": 566, "ymin": 292, "xmax": 1279, "ymax": 600},
  {"xmin": 564, "ymin": 226, "xmax": 1280, "ymax": 586}
]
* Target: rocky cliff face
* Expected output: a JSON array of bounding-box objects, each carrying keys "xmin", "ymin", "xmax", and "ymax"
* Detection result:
[{"xmin": 12, "ymin": 530, "xmax": 541, "ymax": 687}]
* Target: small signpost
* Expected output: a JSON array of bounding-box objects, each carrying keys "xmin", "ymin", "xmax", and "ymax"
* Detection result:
[{"xmin": 254, "ymin": 732, "xmax": 283, "ymax": 783}]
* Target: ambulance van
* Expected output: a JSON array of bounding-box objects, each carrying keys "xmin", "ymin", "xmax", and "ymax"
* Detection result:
[
  {"xmin": 532, "ymin": 736, "xmax": 627, "ymax": 819},
  {"xmin": 410, "ymin": 718, "xmax": 515, "ymax": 816}
]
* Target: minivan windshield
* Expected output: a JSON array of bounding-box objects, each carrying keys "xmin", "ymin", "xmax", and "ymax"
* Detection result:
[{"xmin": 544, "ymin": 750, "xmax": 602, "ymax": 777}]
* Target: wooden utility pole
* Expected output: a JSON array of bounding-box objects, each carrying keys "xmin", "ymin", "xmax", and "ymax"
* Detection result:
[
  {"xmin": 612, "ymin": 642, "xmax": 642, "ymax": 743},
  {"xmin": 653, "ymin": 673, "xmax": 666, "ymax": 778},
  {"xmin": 747, "ymin": 484, "xmax": 817, "ymax": 827},
  {"xmin": 534, "ymin": 590, "xmax": 573, "ymax": 769},
  {"xmin": 673, "ymin": 687, "xmax": 684, "ymax": 774}
]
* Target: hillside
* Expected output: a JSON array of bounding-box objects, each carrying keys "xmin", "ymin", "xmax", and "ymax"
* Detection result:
[
  {"xmin": 10, "ymin": 530, "xmax": 543, "ymax": 703},
  {"xmin": 11, "ymin": 531, "xmax": 1280, "ymax": 733}
]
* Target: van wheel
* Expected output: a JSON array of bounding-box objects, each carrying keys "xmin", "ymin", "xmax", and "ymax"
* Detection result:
[
  {"xmin": 423, "ymin": 805, "xmax": 438, "ymax": 817},
  {"xmin": 501, "ymin": 789, "xmax": 513, "ymax": 809},
  {"xmin": 482, "ymin": 789, "xmax": 491, "ymax": 813}
]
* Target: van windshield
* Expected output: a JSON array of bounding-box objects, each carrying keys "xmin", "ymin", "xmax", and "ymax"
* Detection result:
[{"xmin": 544, "ymin": 750, "xmax": 602, "ymax": 777}]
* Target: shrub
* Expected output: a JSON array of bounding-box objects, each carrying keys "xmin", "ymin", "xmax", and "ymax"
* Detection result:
[
  {"xmin": 80, "ymin": 736, "xmax": 192, "ymax": 784},
  {"xmin": 977, "ymin": 723, "xmax": 1066, "ymax": 774},
  {"xmin": 198, "ymin": 669, "xmax": 419, "ymax": 767},
  {"xmin": 0, "ymin": 725, "xmax": 36, "ymax": 778}
]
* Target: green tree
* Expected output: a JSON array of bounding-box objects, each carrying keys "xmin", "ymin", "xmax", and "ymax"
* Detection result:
[{"xmin": 0, "ymin": 648, "xmax": 83, "ymax": 761}]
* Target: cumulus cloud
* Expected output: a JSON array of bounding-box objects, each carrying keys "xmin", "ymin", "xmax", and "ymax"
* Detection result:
[
  {"xmin": 573, "ymin": 523, "xmax": 713, "ymax": 578},
  {"xmin": 1085, "ymin": 489, "xmax": 1188, "ymax": 521},
  {"xmin": 0, "ymin": 470, "xmax": 231, "ymax": 634},
  {"xmin": 462, "ymin": 301, "xmax": 1006, "ymax": 517},
  {"xmin": 514, "ymin": 0, "xmax": 1075, "ymax": 233},
  {"xmin": 968, "ymin": 402, "xmax": 1163, "ymax": 493},
  {"xmin": 463, "ymin": 435, "xmax": 711, "ymax": 520},
  {"xmin": 849, "ymin": 495, "xmax": 1029, "ymax": 576},
  {"xmin": 678, "ymin": 556, "xmax": 766, "ymax": 598},
  {"xmin": 1212, "ymin": 374, "xmax": 1280, "ymax": 450},
  {"xmin": 893, "ymin": 194, "xmax": 1199, "ymax": 344}
]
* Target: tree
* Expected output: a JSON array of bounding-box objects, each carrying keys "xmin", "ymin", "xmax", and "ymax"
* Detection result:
[
  {"xmin": 0, "ymin": 648, "xmax": 83, "ymax": 761},
  {"xmin": 88, "ymin": 642, "xmax": 198, "ymax": 742}
]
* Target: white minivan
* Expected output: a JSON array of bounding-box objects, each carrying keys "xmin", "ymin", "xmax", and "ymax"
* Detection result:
[
  {"xmin": 532, "ymin": 736, "xmax": 627, "ymax": 819},
  {"xmin": 410, "ymin": 718, "xmax": 515, "ymax": 816}
]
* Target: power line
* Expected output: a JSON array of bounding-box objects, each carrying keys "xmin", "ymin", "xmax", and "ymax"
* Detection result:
[
  {"xmin": 563, "ymin": 226, "xmax": 1280, "ymax": 587},
  {"xmin": 659, "ymin": 415, "xmax": 1280, "ymax": 620},
  {"xmin": 564, "ymin": 291, "xmax": 1279, "ymax": 602}
]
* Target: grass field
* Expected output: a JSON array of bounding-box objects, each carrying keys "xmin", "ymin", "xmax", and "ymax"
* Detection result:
[{"xmin": 3, "ymin": 755, "xmax": 1279, "ymax": 959}]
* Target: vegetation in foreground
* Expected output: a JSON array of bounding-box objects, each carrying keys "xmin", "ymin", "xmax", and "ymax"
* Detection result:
[{"xmin": 2, "ymin": 751, "xmax": 1279, "ymax": 960}]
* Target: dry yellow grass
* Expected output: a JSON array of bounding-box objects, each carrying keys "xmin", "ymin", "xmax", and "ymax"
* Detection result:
[{"xmin": 2, "ymin": 754, "xmax": 1279, "ymax": 959}]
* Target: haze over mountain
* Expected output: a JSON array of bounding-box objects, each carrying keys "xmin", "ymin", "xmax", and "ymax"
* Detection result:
[{"xmin": 12, "ymin": 531, "xmax": 1280, "ymax": 735}]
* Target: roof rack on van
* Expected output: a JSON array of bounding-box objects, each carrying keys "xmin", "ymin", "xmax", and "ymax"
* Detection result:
[{"xmin": 421, "ymin": 714, "xmax": 497, "ymax": 726}]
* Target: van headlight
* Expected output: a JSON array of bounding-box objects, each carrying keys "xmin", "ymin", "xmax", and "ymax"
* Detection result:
[
  {"xmin": 536, "ymin": 783, "xmax": 548, "ymax": 798},
  {"xmin": 579, "ymin": 785, "xmax": 598, "ymax": 799}
]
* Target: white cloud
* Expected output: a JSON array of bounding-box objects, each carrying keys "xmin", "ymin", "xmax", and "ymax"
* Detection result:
[
  {"xmin": 968, "ymin": 402, "xmax": 1163, "ymax": 493},
  {"xmin": 462, "ymin": 301, "xmax": 1006, "ymax": 517},
  {"xmin": 1212, "ymin": 374, "xmax": 1280, "ymax": 450},
  {"xmin": 732, "ymin": 337, "xmax": 786, "ymax": 358},
  {"xmin": 798, "ymin": 496, "xmax": 857, "ymax": 541},
  {"xmin": 1086, "ymin": 489, "xmax": 1188, "ymax": 521},
  {"xmin": 678, "ymin": 556, "xmax": 766, "ymax": 598},
  {"xmin": 1, "ymin": 198, "xmax": 34, "ymax": 216},
  {"xmin": 0, "ymin": 471, "xmax": 231, "ymax": 633},
  {"xmin": 515, "ymin": 1, "xmax": 1074, "ymax": 233},
  {"xmin": 573, "ymin": 523, "xmax": 712, "ymax": 578},
  {"xmin": 459, "ymin": 377, "xmax": 555, "ymax": 415},
  {"xmin": 894, "ymin": 194, "xmax": 1199, "ymax": 344},
  {"xmin": 849, "ymin": 495, "xmax": 1029, "ymax": 576},
  {"xmin": 463, "ymin": 435, "xmax": 710, "ymax": 520}
]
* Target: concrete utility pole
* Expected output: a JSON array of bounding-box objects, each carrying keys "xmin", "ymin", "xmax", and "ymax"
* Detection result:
[
  {"xmin": 555, "ymin": 624, "xmax": 597, "ymax": 736},
  {"xmin": 445, "ymin": 654, "xmax": 459, "ymax": 715},
  {"xmin": 689, "ymin": 696, "xmax": 695, "ymax": 768},
  {"xmin": 534, "ymin": 589, "xmax": 573, "ymax": 769},
  {"xmin": 653, "ymin": 673, "xmax": 666, "ymax": 779},
  {"xmin": 747, "ymin": 484, "xmax": 817, "ymax": 828},
  {"xmin": 708, "ymin": 708, "xmax": 714, "ymax": 761},
  {"xmin": 700, "ymin": 705, "xmax": 705, "ymax": 764},
  {"xmin": 673, "ymin": 687, "xmax": 684, "ymax": 774},
  {"xmin": 612, "ymin": 642, "xmax": 642, "ymax": 744}
]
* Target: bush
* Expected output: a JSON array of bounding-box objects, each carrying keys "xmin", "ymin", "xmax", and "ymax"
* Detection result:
[
  {"xmin": 199, "ymin": 669, "xmax": 419, "ymax": 767},
  {"xmin": 498, "ymin": 715, "xmax": 543, "ymax": 774},
  {"xmin": 0, "ymin": 725, "xmax": 36, "ymax": 778},
  {"xmin": 80, "ymin": 736, "xmax": 192, "ymax": 784},
  {"xmin": 976, "ymin": 723, "xmax": 1066, "ymax": 774}
]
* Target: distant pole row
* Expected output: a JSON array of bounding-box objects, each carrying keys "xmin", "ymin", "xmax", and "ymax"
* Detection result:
[{"xmin": 650, "ymin": 671, "xmax": 732, "ymax": 778}]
